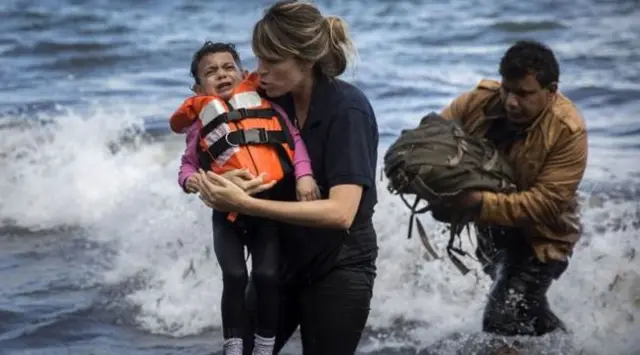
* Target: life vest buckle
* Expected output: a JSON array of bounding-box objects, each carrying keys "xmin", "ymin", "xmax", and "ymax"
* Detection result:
[
  {"xmin": 226, "ymin": 108, "xmax": 249, "ymax": 122},
  {"xmin": 243, "ymin": 128, "xmax": 268, "ymax": 144},
  {"xmin": 224, "ymin": 131, "xmax": 239, "ymax": 147},
  {"xmin": 225, "ymin": 128, "xmax": 269, "ymax": 147}
]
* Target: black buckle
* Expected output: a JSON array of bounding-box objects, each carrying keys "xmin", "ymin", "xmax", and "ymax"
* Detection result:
[
  {"xmin": 224, "ymin": 128, "xmax": 270, "ymax": 147},
  {"xmin": 226, "ymin": 108, "xmax": 248, "ymax": 122},
  {"xmin": 242, "ymin": 128, "xmax": 268, "ymax": 144}
]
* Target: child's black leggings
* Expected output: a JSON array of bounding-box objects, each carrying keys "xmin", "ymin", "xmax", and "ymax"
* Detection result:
[{"xmin": 212, "ymin": 211, "xmax": 280, "ymax": 339}]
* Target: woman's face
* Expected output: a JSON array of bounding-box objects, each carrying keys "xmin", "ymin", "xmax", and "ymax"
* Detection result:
[{"xmin": 256, "ymin": 56, "xmax": 309, "ymax": 97}]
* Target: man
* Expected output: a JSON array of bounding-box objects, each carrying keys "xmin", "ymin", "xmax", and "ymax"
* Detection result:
[{"xmin": 440, "ymin": 40, "xmax": 588, "ymax": 336}]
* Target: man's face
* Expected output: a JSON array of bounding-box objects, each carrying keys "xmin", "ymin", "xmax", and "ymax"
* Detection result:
[{"xmin": 500, "ymin": 73, "xmax": 556, "ymax": 124}]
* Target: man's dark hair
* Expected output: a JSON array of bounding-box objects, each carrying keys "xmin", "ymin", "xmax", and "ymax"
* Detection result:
[
  {"xmin": 190, "ymin": 41, "xmax": 242, "ymax": 84},
  {"xmin": 499, "ymin": 40, "xmax": 560, "ymax": 88}
]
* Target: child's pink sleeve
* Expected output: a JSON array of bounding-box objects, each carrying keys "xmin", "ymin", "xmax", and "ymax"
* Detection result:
[
  {"xmin": 178, "ymin": 122, "xmax": 201, "ymax": 192},
  {"xmin": 272, "ymin": 103, "xmax": 313, "ymax": 179}
]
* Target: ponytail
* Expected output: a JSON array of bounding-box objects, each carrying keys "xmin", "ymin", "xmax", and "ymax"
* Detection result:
[{"xmin": 316, "ymin": 15, "xmax": 355, "ymax": 77}]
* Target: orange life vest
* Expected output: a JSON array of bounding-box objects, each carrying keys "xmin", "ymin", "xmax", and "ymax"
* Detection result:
[
  {"xmin": 170, "ymin": 73, "xmax": 296, "ymax": 223},
  {"xmin": 169, "ymin": 73, "xmax": 296, "ymax": 187}
]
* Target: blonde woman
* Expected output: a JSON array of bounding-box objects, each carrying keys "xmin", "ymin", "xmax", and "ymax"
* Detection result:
[{"xmin": 197, "ymin": 1, "xmax": 379, "ymax": 354}]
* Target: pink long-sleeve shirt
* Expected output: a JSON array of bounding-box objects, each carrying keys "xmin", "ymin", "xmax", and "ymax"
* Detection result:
[{"xmin": 177, "ymin": 103, "xmax": 313, "ymax": 192}]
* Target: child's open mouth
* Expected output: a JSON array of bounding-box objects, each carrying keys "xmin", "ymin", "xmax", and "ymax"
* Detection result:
[{"xmin": 217, "ymin": 82, "xmax": 232, "ymax": 92}]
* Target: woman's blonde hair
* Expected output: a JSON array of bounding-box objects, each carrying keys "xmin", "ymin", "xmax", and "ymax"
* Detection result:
[{"xmin": 252, "ymin": 0, "xmax": 355, "ymax": 78}]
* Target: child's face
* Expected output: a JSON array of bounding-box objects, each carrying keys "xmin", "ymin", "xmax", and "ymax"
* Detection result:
[{"xmin": 194, "ymin": 52, "xmax": 244, "ymax": 100}]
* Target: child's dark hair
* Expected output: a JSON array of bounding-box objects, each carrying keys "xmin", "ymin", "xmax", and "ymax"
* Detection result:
[{"xmin": 190, "ymin": 41, "xmax": 242, "ymax": 85}]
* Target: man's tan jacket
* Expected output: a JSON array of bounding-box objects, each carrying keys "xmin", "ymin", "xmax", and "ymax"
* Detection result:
[{"xmin": 441, "ymin": 79, "xmax": 588, "ymax": 263}]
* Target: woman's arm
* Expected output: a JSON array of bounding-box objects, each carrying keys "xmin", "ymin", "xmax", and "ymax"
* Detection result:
[
  {"xmin": 199, "ymin": 107, "xmax": 377, "ymax": 230},
  {"xmin": 239, "ymin": 184, "xmax": 362, "ymax": 229}
]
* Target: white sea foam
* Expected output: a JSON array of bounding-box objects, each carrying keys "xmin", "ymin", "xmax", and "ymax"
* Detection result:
[{"xmin": 0, "ymin": 102, "xmax": 637, "ymax": 353}]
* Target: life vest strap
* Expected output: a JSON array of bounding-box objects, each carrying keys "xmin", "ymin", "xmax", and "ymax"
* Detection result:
[
  {"xmin": 206, "ymin": 128, "xmax": 289, "ymax": 159},
  {"xmin": 201, "ymin": 108, "xmax": 276, "ymax": 138}
]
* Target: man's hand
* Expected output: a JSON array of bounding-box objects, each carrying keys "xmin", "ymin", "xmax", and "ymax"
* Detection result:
[
  {"xmin": 429, "ymin": 191, "xmax": 484, "ymax": 222},
  {"xmin": 459, "ymin": 191, "xmax": 484, "ymax": 209}
]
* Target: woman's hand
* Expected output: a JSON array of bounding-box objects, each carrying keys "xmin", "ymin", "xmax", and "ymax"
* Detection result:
[
  {"xmin": 219, "ymin": 169, "xmax": 263, "ymax": 194},
  {"xmin": 197, "ymin": 169, "xmax": 275, "ymax": 210}
]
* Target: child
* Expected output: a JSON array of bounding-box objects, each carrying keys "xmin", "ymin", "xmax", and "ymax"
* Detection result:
[{"xmin": 169, "ymin": 41, "xmax": 319, "ymax": 355}]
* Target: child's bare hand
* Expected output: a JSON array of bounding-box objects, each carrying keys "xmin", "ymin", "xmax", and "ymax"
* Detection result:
[
  {"xmin": 296, "ymin": 175, "xmax": 320, "ymax": 201},
  {"xmin": 185, "ymin": 175, "xmax": 201, "ymax": 194}
]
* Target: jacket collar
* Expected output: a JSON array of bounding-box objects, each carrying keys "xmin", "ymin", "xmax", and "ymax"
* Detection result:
[{"xmin": 482, "ymin": 92, "xmax": 555, "ymax": 133}]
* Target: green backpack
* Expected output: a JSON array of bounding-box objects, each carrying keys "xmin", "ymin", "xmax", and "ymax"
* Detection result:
[{"xmin": 383, "ymin": 112, "xmax": 517, "ymax": 274}]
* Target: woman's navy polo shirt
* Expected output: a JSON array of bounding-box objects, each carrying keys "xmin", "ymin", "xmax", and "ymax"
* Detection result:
[{"xmin": 268, "ymin": 75, "xmax": 380, "ymax": 281}]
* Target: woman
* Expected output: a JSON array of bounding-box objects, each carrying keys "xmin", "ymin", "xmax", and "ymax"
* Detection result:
[{"xmin": 196, "ymin": 0, "xmax": 379, "ymax": 354}]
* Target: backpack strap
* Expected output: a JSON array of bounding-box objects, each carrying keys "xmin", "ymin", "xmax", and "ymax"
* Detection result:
[{"xmin": 399, "ymin": 187, "xmax": 481, "ymax": 275}]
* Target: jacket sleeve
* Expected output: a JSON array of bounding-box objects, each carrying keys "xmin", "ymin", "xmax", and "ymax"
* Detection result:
[
  {"xmin": 478, "ymin": 128, "xmax": 588, "ymax": 227},
  {"xmin": 440, "ymin": 91, "xmax": 473, "ymax": 122},
  {"xmin": 440, "ymin": 80, "xmax": 500, "ymax": 125}
]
